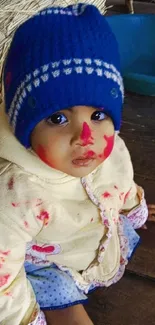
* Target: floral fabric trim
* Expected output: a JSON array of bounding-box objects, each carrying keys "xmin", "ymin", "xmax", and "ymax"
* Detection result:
[
  {"xmin": 80, "ymin": 177, "xmax": 128, "ymax": 287},
  {"xmin": 81, "ymin": 177, "xmax": 113, "ymax": 264},
  {"xmin": 29, "ymin": 310, "xmax": 47, "ymax": 325},
  {"xmin": 126, "ymin": 192, "xmax": 148, "ymax": 229}
]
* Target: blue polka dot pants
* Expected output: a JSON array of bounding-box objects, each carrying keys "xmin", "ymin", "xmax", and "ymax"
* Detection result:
[
  {"xmin": 25, "ymin": 216, "xmax": 140, "ymax": 310},
  {"xmin": 24, "ymin": 262, "xmax": 88, "ymax": 310}
]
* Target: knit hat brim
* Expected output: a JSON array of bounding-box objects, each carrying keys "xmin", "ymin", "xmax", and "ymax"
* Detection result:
[{"xmin": 8, "ymin": 61, "xmax": 122, "ymax": 147}]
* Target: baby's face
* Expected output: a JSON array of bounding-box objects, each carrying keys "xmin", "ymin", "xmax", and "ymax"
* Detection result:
[{"xmin": 31, "ymin": 106, "xmax": 115, "ymax": 177}]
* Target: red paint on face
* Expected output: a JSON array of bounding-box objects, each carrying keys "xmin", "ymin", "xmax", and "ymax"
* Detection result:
[
  {"xmin": 103, "ymin": 135, "xmax": 114, "ymax": 159},
  {"xmin": 80, "ymin": 122, "xmax": 94, "ymax": 146},
  {"xmin": 36, "ymin": 145, "xmax": 55, "ymax": 168},
  {"xmin": 102, "ymin": 192, "xmax": 112, "ymax": 198},
  {"xmin": 99, "ymin": 135, "xmax": 114, "ymax": 160},
  {"xmin": 84, "ymin": 150, "xmax": 96, "ymax": 159},
  {"xmin": 36, "ymin": 210, "xmax": 50, "ymax": 225},
  {"xmin": 0, "ymin": 274, "xmax": 10, "ymax": 287},
  {"xmin": 32, "ymin": 245, "xmax": 55, "ymax": 254},
  {"xmin": 8, "ymin": 177, "xmax": 14, "ymax": 190}
]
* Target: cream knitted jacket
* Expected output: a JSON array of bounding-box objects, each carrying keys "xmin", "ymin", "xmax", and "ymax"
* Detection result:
[{"xmin": 0, "ymin": 105, "xmax": 148, "ymax": 324}]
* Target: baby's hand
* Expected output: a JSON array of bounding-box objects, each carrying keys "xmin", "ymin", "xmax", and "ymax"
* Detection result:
[
  {"xmin": 141, "ymin": 204, "xmax": 155, "ymax": 230},
  {"xmin": 147, "ymin": 204, "xmax": 155, "ymax": 222}
]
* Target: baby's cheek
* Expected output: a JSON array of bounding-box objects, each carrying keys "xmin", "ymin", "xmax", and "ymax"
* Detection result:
[
  {"xmin": 98, "ymin": 134, "xmax": 114, "ymax": 161},
  {"xmin": 104, "ymin": 134, "xmax": 115, "ymax": 159},
  {"xmin": 36, "ymin": 144, "xmax": 56, "ymax": 169}
]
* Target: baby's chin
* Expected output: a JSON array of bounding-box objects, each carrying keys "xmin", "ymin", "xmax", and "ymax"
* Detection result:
[{"xmin": 58, "ymin": 160, "xmax": 102, "ymax": 178}]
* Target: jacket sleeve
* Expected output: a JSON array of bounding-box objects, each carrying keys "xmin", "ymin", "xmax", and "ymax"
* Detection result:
[
  {"xmin": 0, "ymin": 164, "xmax": 50, "ymax": 325},
  {"xmin": 0, "ymin": 208, "xmax": 45, "ymax": 325},
  {"xmin": 120, "ymin": 182, "xmax": 148, "ymax": 229}
]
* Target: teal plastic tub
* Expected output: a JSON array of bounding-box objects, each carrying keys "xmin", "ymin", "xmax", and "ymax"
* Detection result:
[{"xmin": 106, "ymin": 14, "xmax": 155, "ymax": 96}]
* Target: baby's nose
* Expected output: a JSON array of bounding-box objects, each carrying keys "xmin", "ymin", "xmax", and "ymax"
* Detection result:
[{"xmin": 71, "ymin": 122, "xmax": 94, "ymax": 147}]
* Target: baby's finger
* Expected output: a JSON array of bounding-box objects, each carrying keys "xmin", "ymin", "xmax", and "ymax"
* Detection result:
[
  {"xmin": 141, "ymin": 224, "xmax": 147, "ymax": 229},
  {"xmin": 148, "ymin": 204, "xmax": 155, "ymax": 210},
  {"xmin": 148, "ymin": 211, "xmax": 155, "ymax": 217},
  {"xmin": 147, "ymin": 214, "xmax": 155, "ymax": 222}
]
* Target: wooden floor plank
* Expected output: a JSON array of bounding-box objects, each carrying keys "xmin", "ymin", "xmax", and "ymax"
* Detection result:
[{"xmin": 86, "ymin": 273, "xmax": 155, "ymax": 325}]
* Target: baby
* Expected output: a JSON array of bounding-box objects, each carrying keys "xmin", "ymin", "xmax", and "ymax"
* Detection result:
[{"xmin": 0, "ymin": 4, "xmax": 153, "ymax": 325}]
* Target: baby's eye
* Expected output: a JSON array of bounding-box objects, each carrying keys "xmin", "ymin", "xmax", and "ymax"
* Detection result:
[
  {"xmin": 46, "ymin": 113, "xmax": 68, "ymax": 125},
  {"xmin": 91, "ymin": 111, "xmax": 107, "ymax": 121}
]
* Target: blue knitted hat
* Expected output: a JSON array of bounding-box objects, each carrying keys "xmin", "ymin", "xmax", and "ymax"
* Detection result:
[{"xmin": 3, "ymin": 3, "xmax": 124, "ymax": 148}]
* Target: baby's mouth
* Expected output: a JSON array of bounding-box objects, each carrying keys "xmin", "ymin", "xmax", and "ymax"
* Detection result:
[{"xmin": 72, "ymin": 151, "xmax": 96, "ymax": 167}]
